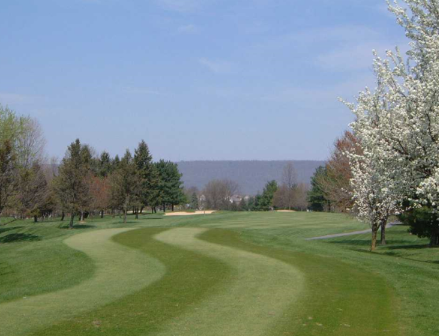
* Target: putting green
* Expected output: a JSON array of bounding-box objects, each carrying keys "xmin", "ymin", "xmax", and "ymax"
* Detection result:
[
  {"xmin": 0, "ymin": 228, "xmax": 165, "ymax": 336},
  {"xmin": 154, "ymin": 228, "xmax": 305, "ymax": 336}
]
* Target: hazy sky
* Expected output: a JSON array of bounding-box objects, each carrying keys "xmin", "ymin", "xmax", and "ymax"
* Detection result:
[{"xmin": 0, "ymin": 0, "xmax": 408, "ymax": 161}]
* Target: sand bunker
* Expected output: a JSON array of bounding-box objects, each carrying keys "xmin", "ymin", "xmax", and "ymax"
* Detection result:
[
  {"xmin": 165, "ymin": 211, "xmax": 216, "ymax": 216},
  {"xmin": 276, "ymin": 210, "xmax": 296, "ymax": 213}
]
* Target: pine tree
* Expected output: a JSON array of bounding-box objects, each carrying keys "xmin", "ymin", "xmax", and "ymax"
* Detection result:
[
  {"xmin": 308, "ymin": 166, "xmax": 329, "ymax": 212},
  {"xmin": 54, "ymin": 139, "xmax": 92, "ymax": 228},
  {"xmin": 258, "ymin": 180, "xmax": 278, "ymax": 211},
  {"xmin": 190, "ymin": 192, "xmax": 199, "ymax": 210},
  {"xmin": 134, "ymin": 140, "xmax": 154, "ymax": 216},
  {"xmin": 110, "ymin": 150, "xmax": 137, "ymax": 223},
  {"xmin": 155, "ymin": 160, "xmax": 185, "ymax": 212}
]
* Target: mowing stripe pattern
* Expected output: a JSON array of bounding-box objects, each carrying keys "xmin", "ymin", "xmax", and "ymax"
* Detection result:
[
  {"xmin": 154, "ymin": 227, "xmax": 305, "ymax": 336},
  {"xmin": 0, "ymin": 228, "xmax": 165, "ymax": 336}
]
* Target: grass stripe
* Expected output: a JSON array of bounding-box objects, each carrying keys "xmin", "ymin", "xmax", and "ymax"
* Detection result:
[
  {"xmin": 30, "ymin": 228, "xmax": 233, "ymax": 336},
  {"xmin": 153, "ymin": 228, "xmax": 304, "ymax": 336},
  {"xmin": 0, "ymin": 228, "xmax": 165, "ymax": 336}
]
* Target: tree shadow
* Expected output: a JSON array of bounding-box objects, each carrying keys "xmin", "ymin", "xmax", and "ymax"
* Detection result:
[
  {"xmin": 328, "ymin": 239, "xmax": 417, "ymax": 247},
  {"xmin": 59, "ymin": 224, "xmax": 96, "ymax": 230},
  {"xmin": 0, "ymin": 233, "xmax": 41, "ymax": 243},
  {"xmin": 327, "ymin": 239, "xmax": 372, "ymax": 246},
  {"xmin": 385, "ymin": 244, "xmax": 431, "ymax": 250},
  {"xmin": 0, "ymin": 226, "xmax": 23, "ymax": 235}
]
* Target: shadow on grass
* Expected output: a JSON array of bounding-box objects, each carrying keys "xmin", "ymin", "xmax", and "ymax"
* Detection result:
[
  {"xmin": 59, "ymin": 224, "xmax": 96, "ymax": 230},
  {"xmin": 0, "ymin": 226, "xmax": 23, "ymax": 235},
  {"xmin": 328, "ymin": 239, "xmax": 417, "ymax": 247},
  {"xmin": 0, "ymin": 233, "xmax": 41, "ymax": 243}
]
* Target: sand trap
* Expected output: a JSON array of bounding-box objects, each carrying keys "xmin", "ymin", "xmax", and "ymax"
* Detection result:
[
  {"xmin": 276, "ymin": 210, "xmax": 296, "ymax": 213},
  {"xmin": 165, "ymin": 210, "xmax": 216, "ymax": 216}
]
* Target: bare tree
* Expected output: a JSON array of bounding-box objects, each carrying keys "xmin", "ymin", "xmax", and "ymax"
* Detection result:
[
  {"xmin": 273, "ymin": 162, "xmax": 298, "ymax": 210},
  {"xmin": 15, "ymin": 118, "xmax": 46, "ymax": 169},
  {"xmin": 292, "ymin": 183, "xmax": 309, "ymax": 211},
  {"xmin": 282, "ymin": 162, "xmax": 297, "ymax": 189},
  {"xmin": 0, "ymin": 141, "xmax": 16, "ymax": 222},
  {"xmin": 203, "ymin": 179, "xmax": 239, "ymax": 210}
]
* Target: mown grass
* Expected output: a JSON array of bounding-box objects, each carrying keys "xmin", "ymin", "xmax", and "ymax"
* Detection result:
[
  {"xmin": 32, "ymin": 228, "xmax": 232, "ymax": 336},
  {"xmin": 1, "ymin": 211, "xmax": 438, "ymax": 335}
]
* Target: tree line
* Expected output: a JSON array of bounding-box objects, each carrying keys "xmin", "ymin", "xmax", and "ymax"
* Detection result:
[
  {"xmin": 0, "ymin": 106, "xmax": 185, "ymax": 227},
  {"xmin": 185, "ymin": 162, "xmax": 309, "ymax": 212}
]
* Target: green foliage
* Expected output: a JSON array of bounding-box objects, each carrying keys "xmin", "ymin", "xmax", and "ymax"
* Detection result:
[
  {"xmin": 155, "ymin": 160, "xmax": 185, "ymax": 211},
  {"xmin": 54, "ymin": 139, "xmax": 93, "ymax": 228},
  {"xmin": 110, "ymin": 150, "xmax": 138, "ymax": 222},
  {"xmin": 257, "ymin": 180, "xmax": 278, "ymax": 211},
  {"xmin": 97, "ymin": 151, "xmax": 112, "ymax": 178},
  {"xmin": 134, "ymin": 140, "xmax": 156, "ymax": 209},
  {"xmin": 190, "ymin": 192, "xmax": 199, "ymax": 210},
  {"xmin": 399, "ymin": 206, "xmax": 439, "ymax": 246},
  {"xmin": 308, "ymin": 166, "xmax": 329, "ymax": 212}
]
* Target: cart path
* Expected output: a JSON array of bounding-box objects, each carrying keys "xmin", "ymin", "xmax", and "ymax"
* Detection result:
[{"xmin": 306, "ymin": 222, "xmax": 401, "ymax": 240}]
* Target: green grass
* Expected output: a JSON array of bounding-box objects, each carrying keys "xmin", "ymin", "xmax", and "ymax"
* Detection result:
[{"xmin": 0, "ymin": 211, "xmax": 438, "ymax": 335}]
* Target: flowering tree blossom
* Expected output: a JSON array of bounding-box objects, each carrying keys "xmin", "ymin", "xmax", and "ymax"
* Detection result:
[{"xmin": 342, "ymin": 0, "xmax": 439, "ymax": 249}]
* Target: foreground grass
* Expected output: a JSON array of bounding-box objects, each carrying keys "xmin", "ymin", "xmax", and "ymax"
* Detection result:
[{"xmin": 0, "ymin": 212, "xmax": 438, "ymax": 335}]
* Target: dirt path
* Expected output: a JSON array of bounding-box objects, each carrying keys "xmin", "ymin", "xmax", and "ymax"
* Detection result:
[
  {"xmin": 0, "ymin": 228, "xmax": 165, "ymax": 336},
  {"xmin": 154, "ymin": 228, "xmax": 304, "ymax": 336}
]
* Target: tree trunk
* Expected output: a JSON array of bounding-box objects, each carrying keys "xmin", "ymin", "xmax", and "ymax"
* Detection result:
[
  {"xmin": 100, "ymin": 210, "xmax": 104, "ymax": 219},
  {"xmin": 124, "ymin": 208, "xmax": 127, "ymax": 224},
  {"xmin": 69, "ymin": 212, "xmax": 75, "ymax": 229},
  {"xmin": 135, "ymin": 209, "xmax": 139, "ymax": 219},
  {"xmin": 61, "ymin": 212, "xmax": 65, "ymax": 221},
  {"xmin": 172, "ymin": 204, "xmax": 174, "ymax": 212},
  {"xmin": 163, "ymin": 203, "xmax": 166, "ymax": 213},
  {"xmin": 380, "ymin": 219, "xmax": 387, "ymax": 245},
  {"xmin": 430, "ymin": 227, "xmax": 439, "ymax": 246},
  {"xmin": 34, "ymin": 215, "xmax": 38, "ymax": 223},
  {"xmin": 371, "ymin": 223, "xmax": 379, "ymax": 251}
]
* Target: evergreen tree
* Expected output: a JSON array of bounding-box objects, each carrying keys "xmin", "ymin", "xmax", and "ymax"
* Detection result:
[
  {"xmin": 190, "ymin": 192, "xmax": 199, "ymax": 210},
  {"xmin": 155, "ymin": 160, "xmax": 185, "ymax": 212},
  {"xmin": 258, "ymin": 180, "xmax": 278, "ymax": 211},
  {"xmin": 110, "ymin": 150, "xmax": 137, "ymax": 223},
  {"xmin": 98, "ymin": 151, "xmax": 112, "ymax": 178},
  {"xmin": 308, "ymin": 166, "xmax": 329, "ymax": 212},
  {"xmin": 134, "ymin": 140, "xmax": 155, "ymax": 216},
  {"xmin": 54, "ymin": 139, "xmax": 92, "ymax": 228}
]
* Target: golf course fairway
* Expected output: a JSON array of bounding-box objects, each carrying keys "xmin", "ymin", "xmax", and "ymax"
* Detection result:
[
  {"xmin": 0, "ymin": 219, "xmax": 400, "ymax": 336},
  {"xmin": 0, "ymin": 228, "xmax": 165, "ymax": 336}
]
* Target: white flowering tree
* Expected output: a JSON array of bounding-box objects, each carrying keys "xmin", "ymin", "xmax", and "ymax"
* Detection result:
[{"xmin": 343, "ymin": 0, "xmax": 439, "ymax": 249}]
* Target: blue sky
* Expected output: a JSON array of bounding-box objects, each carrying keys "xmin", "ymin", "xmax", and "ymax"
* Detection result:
[{"xmin": 0, "ymin": 0, "xmax": 408, "ymax": 161}]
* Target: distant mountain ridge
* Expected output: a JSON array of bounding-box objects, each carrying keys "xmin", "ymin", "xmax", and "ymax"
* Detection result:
[{"xmin": 177, "ymin": 160, "xmax": 326, "ymax": 195}]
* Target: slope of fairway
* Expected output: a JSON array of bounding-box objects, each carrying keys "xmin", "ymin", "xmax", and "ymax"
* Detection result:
[
  {"xmin": 154, "ymin": 227, "xmax": 304, "ymax": 336},
  {"xmin": 32, "ymin": 228, "xmax": 234, "ymax": 335},
  {"xmin": 202, "ymin": 229, "xmax": 400, "ymax": 335},
  {"xmin": 0, "ymin": 228, "xmax": 165, "ymax": 336},
  {"xmin": 29, "ymin": 225, "xmax": 400, "ymax": 336}
]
